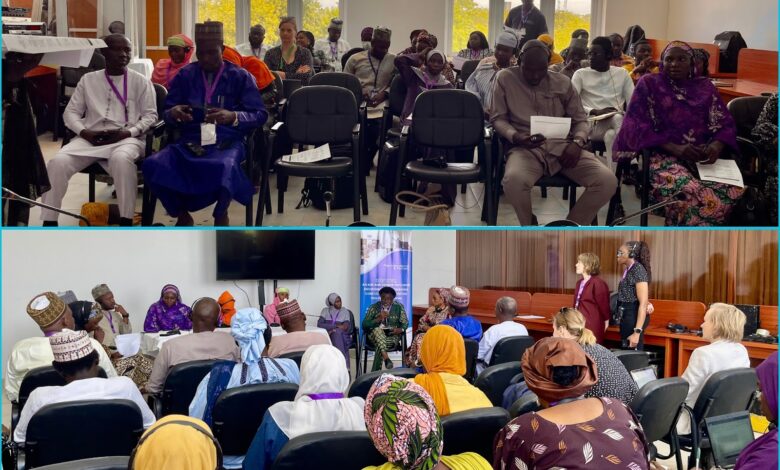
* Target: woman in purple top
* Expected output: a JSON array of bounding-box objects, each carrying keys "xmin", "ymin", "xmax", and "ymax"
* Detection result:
[
  {"xmin": 317, "ymin": 293, "xmax": 353, "ymax": 368},
  {"xmin": 394, "ymin": 47, "xmax": 453, "ymax": 126},
  {"xmin": 143, "ymin": 284, "xmax": 192, "ymax": 332}
]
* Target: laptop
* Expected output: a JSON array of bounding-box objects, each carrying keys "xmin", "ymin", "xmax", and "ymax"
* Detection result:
[
  {"xmin": 705, "ymin": 411, "xmax": 755, "ymax": 469},
  {"xmin": 630, "ymin": 366, "xmax": 657, "ymax": 390}
]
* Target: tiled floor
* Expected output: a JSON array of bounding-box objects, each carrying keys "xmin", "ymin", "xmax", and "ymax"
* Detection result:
[{"xmin": 25, "ymin": 134, "xmax": 665, "ymax": 227}]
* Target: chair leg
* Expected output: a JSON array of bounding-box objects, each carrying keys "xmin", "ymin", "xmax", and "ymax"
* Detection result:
[
  {"xmin": 562, "ymin": 186, "xmax": 569, "ymax": 200},
  {"xmin": 352, "ymin": 173, "xmax": 361, "ymax": 223},
  {"xmin": 277, "ymin": 185, "xmax": 285, "ymax": 214},
  {"xmin": 460, "ymin": 183, "xmax": 467, "ymax": 194},
  {"xmin": 569, "ymin": 186, "xmax": 577, "ymax": 212},
  {"xmin": 541, "ymin": 186, "xmax": 547, "ymax": 198},
  {"xmin": 265, "ymin": 185, "xmax": 272, "ymax": 214},
  {"xmin": 88, "ymin": 174, "xmax": 96, "ymax": 202},
  {"xmin": 640, "ymin": 151, "xmax": 650, "ymax": 226},
  {"xmin": 360, "ymin": 174, "xmax": 369, "ymax": 216},
  {"xmin": 141, "ymin": 185, "xmax": 156, "ymax": 226}
]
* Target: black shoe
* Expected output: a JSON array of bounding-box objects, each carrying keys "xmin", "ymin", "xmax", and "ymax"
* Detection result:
[
  {"xmin": 119, "ymin": 217, "xmax": 133, "ymax": 226},
  {"xmin": 42, "ymin": 221, "xmax": 58, "ymax": 227}
]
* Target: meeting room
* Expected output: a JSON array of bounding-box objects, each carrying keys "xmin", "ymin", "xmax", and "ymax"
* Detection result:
[
  {"xmin": 2, "ymin": 0, "xmax": 778, "ymax": 227},
  {"xmin": 2, "ymin": 228, "xmax": 777, "ymax": 469}
]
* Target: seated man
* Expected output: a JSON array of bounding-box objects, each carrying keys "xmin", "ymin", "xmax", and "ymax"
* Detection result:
[
  {"xmin": 236, "ymin": 24, "xmax": 267, "ymax": 60},
  {"xmin": 5, "ymin": 292, "xmax": 117, "ymax": 402},
  {"xmin": 344, "ymin": 27, "xmax": 395, "ymax": 169},
  {"xmin": 144, "ymin": 297, "xmax": 240, "ymax": 394},
  {"xmin": 440, "ymin": 286, "xmax": 483, "ymax": 341},
  {"xmin": 313, "ymin": 18, "xmax": 351, "ymax": 72},
  {"xmin": 549, "ymin": 39, "xmax": 587, "ymax": 78},
  {"xmin": 13, "ymin": 330, "xmax": 155, "ymax": 443},
  {"xmin": 89, "ymin": 284, "xmax": 132, "ymax": 351},
  {"xmin": 362, "ymin": 287, "xmax": 408, "ymax": 371},
  {"xmin": 268, "ymin": 300, "xmax": 330, "ymax": 357},
  {"xmin": 142, "ymin": 21, "xmax": 268, "ymax": 226},
  {"xmin": 490, "ymin": 40, "xmax": 617, "ymax": 226},
  {"xmin": 466, "ymin": 30, "xmax": 519, "ymax": 116},
  {"xmin": 40, "ymin": 34, "xmax": 158, "ymax": 226},
  {"xmin": 476, "ymin": 297, "xmax": 529, "ymax": 374},
  {"xmin": 624, "ymin": 40, "xmax": 658, "ymax": 83},
  {"xmin": 571, "ymin": 36, "xmax": 634, "ymax": 166}
]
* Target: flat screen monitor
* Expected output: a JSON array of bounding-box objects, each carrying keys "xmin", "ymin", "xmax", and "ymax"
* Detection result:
[
  {"xmin": 630, "ymin": 366, "xmax": 657, "ymax": 390},
  {"xmin": 705, "ymin": 411, "xmax": 755, "ymax": 468},
  {"xmin": 216, "ymin": 231, "xmax": 315, "ymax": 280}
]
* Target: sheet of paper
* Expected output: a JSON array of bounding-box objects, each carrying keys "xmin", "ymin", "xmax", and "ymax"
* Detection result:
[
  {"xmin": 517, "ymin": 315, "xmax": 546, "ymax": 320},
  {"xmin": 40, "ymin": 48, "xmax": 94, "ymax": 67},
  {"xmin": 530, "ymin": 116, "xmax": 571, "ymax": 139},
  {"xmin": 282, "ymin": 143, "xmax": 331, "ymax": 164},
  {"xmin": 696, "ymin": 159, "xmax": 744, "ymax": 188},
  {"xmin": 2, "ymin": 34, "xmax": 106, "ymax": 54},
  {"xmin": 201, "ymin": 123, "xmax": 217, "ymax": 146},
  {"xmin": 115, "ymin": 333, "xmax": 141, "ymax": 357},
  {"xmin": 452, "ymin": 56, "xmax": 468, "ymax": 71},
  {"xmin": 588, "ymin": 110, "xmax": 622, "ymax": 122}
]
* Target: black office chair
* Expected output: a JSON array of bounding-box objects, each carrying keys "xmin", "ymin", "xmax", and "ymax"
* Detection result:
[
  {"xmin": 375, "ymin": 75, "xmax": 407, "ymax": 193},
  {"xmin": 611, "ymin": 349, "xmax": 650, "ymax": 372},
  {"xmin": 508, "ymin": 392, "xmax": 540, "ymax": 418},
  {"xmin": 271, "ymin": 431, "xmax": 385, "ymax": 470},
  {"xmin": 440, "ymin": 407, "xmax": 510, "ymax": 461},
  {"xmin": 18, "ymin": 399, "xmax": 143, "ymax": 469},
  {"xmin": 629, "ymin": 377, "xmax": 689, "ymax": 470},
  {"xmin": 147, "ymin": 359, "xmax": 216, "ymax": 418},
  {"xmin": 278, "ymin": 350, "xmax": 306, "ymax": 368},
  {"xmin": 348, "ymin": 310, "xmax": 361, "ymax": 377},
  {"xmin": 348, "ymin": 367, "xmax": 418, "ymax": 399},
  {"xmin": 32, "ymin": 456, "xmax": 129, "ymax": 470},
  {"xmin": 341, "ymin": 47, "xmax": 365, "ymax": 71},
  {"xmin": 728, "ymin": 95, "xmax": 771, "ymax": 184},
  {"xmin": 456, "ymin": 59, "xmax": 480, "ymax": 88},
  {"xmin": 671, "ymin": 368, "xmax": 758, "ymax": 468},
  {"xmin": 281, "ymin": 79, "xmax": 303, "ymax": 98},
  {"xmin": 262, "ymin": 85, "xmax": 366, "ymax": 226},
  {"xmin": 361, "ymin": 329, "xmax": 408, "ymax": 374},
  {"xmin": 489, "ymin": 336, "xmax": 535, "ymax": 367},
  {"xmin": 474, "ymin": 361, "xmax": 522, "ymax": 407},
  {"xmin": 388, "ymin": 89, "xmax": 495, "ymax": 225},
  {"xmin": 463, "ymin": 338, "xmax": 479, "ymax": 382},
  {"xmin": 11, "ymin": 366, "xmax": 107, "ymax": 433},
  {"xmin": 53, "ymin": 53, "xmax": 105, "ymax": 141},
  {"xmin": 211, "ymin": 382, "xmax": 299, "ymax": 457}
]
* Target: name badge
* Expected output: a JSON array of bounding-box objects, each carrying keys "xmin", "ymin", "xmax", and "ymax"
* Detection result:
[
  {"xmin": 201, "ymin": 123, "xmax": 217, "ymax": 146},
  {"xmin": 518, "ymin": 27, "xmax": 527, "ymax": 38}
]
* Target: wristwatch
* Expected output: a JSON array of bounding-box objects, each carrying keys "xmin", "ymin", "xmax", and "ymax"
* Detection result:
[{"xmin": 633, "ymin": 328, "xmax": 643, "ymax": 334}]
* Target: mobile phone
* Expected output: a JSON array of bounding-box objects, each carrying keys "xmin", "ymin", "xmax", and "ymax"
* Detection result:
[
  {"xmin": 186, "ymin": 142, "xmax": 207, "ymax": 157},
  {"xmin": 529, "ymin": 134, "xmax": 545, "ymax": 144}
]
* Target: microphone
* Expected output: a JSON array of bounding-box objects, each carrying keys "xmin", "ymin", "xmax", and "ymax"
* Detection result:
[
  {"xmin": 609, "ymin": 190, "xmax": 685, "ymax": 226},
  {"xmin": 2, "ymin": 187, "xmax": 92, "ymax": 226},
  {"xmin": 323, "ymin": 191, "xmax": 333, "ymax": 227}
]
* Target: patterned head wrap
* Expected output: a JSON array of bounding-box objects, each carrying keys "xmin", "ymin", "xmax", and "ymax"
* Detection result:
[
  {"xmin": 416, "ymin": 32, "xmax": 438, "ymax": 49},
  {"xmin": 521, "ymin": 337, "xmax": 598, "ymax": 403},
  {"xmin": 364, "ymin": 374, "xmax": 443, "ymax": 470},
  {"xmin": 659, "ymin": 40, "xmax": 696, "ymax": 76},
  {"xmin": 231, "ymin": 308, "xmax": 268, "ymax": 364}
]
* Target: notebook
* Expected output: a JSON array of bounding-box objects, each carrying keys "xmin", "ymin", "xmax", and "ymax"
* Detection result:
[{"xmin": 705, "ymin": 411, "xmax": 755, "ymax": 469}]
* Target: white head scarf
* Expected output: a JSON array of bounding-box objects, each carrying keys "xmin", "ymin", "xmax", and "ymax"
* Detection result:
[
  {"xmin": 231, "ymin": 308, "xmax": 267, "ymax": 364},
  {"xmin": 268, "ymin": 344, "xmax": 366, "ymax": 438}
]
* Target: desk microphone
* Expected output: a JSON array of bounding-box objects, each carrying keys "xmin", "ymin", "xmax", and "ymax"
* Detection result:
[
  {"xmin": 323, "ymin": 190, "xmax": 333, "ymax": 227},
  {"xmin": 610, "ymin": 190, "xmax": 685, "ymax": 226},
  {"xmin": 3, "ymin": 187, "xmax": 91, "ymax": 226}
]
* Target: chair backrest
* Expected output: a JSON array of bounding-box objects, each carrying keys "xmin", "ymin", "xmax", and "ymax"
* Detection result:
[
  {"xmin": 18, "ymin": 366, "xmax": 107, "ymax": 408},
  {"xmin": 88, "ymin": 51, "xmax": 106, "ymax": 70},
  {"xmin": 153, "ymin": 83, "xmax": 168, "ymax": 117},
  {"xmin": 489, "ymin": 336, "xmax": 535, "ymax": 367},
  {"xmin": 26, "ymin": 399, "xmax": 143, "ymax": 468},
  {"xmin": 310, "ymin": 72, "xmax": 364, "ymax": 106},
  {"xmin": 341, "ymin": 47, "xmax": 365, "ymax": 70},
  {"xmin": 387, "ymin": 74, "xmax": 406, "ymax": 118},
  {"xmin": 459, "ymin": 59, "xmax": 480, "ymax": 83},
  {"xmin": 629, "ymin": 377, "xmax": 689, "ymax": 442},
  {"xmin": 463, "ymin": 338, "xmax": 479, "ymax": 382},
  {"xmin": 611, "ymin": 350, "xmax": 650, "ymax": 372},
  {"xmin": 278, "ymin": 350, "xmax": 306, "ymax": 368},
  {"xmin": 474, "ymin": 362, "xmax": 523, "ymax": 406},
  {"xmin": 271, "ymin": 431, "xmax": 386, "ymax": 470},
  {"xmin": 692, "ymin": 368, "xmax": 758, "ymax": 425},
  {"xmin": 212, "ymin": 382, "xmax": 299, "ymax": 455},
  {"xmin": 33, "ymin": 456, "xmax": 130, "ymax": 470},
  {"xmin": 282, "ymin": 79, "xmax": 303, "ymax": 99},
  {"xmin": 348, "ymin": 367, "xmax": 419, "ymax": 399},
  {"xmin": 440, "ymin": 407, "xmax": 510, "ymax": 461},
  {"xmin": 508, "ymin": 392, "xmax": 540, "ymax": 418},
  {"xmin": 60, "ymin": 66, "xmax": 93, "ymax": 94},
  {"xmin": 410, "ymin": 89, "xmax": 484, "ymax": 149},
  {"xmin": 160, "ymin": 359, "xmax": 217, "ymax": 416},
  {"xmin": 727, "ymin": 96, "xmax": 770, "ymax": 139},
  {"xmin": 285, "ymin": 85, "xmax": 358, "ymax": 145},
  {"xmin": 272, "ymin": 71, "xmax": 284, "ymax": 98}
]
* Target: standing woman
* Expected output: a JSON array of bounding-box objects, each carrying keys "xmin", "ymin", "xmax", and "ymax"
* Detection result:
[
  {"xmin": 317, "ymin": 293, "xmax": 353, "ymax": 368},
  {"xmin": 573, "ymin": 252, "xmax": 611, "ymax": 344},
  {"xmin": 616, "ymin": 241, "xmax": 651, "ymax": 349},
  {"xmin": 263, "ymin": 17, "xmax": 314, "ymax": 84}
]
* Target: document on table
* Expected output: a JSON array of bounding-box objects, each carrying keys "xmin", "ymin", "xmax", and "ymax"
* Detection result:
[
  {"xmin": 115, "ymin": 333, "xmax": 141, "ymax": 357},
  {"xmin": 282, "ymin": 144, "xmax": 331, "ymax": 163},
  {"xmin": 530, "ymin": 116, "xmax": 571, "ymax": 139},
  {"xmin": 696, "ymin": 159, "xmax": 744, "ymax": 188},
  {"xmin": 2, "ymin": 35, "xmax": 107, "ymax": 67}
]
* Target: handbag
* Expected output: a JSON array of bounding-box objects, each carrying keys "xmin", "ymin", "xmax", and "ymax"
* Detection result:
[
  {"xmin": 394, "ymin": 190, "xmax": 451, "ymax": 226},
  {"xmin": 609, "ymin": 292, "xmax": 621, "ymax": 325}
]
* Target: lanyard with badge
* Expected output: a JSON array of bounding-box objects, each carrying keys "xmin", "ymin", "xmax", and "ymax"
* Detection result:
[
  {"xmin": 329, "ymin": 41, "xmax": 339, "ymax": 62},
  {"xmin": 200, "ymin": 62, "xmax": 225, "ymax": 146},
  {"xmin": 367, "ymin": 53, "xmax": 384, "ymax": 99},
  {"xmin": 105, "ymin": 70, "xmax": 129, "ymax": 125}
]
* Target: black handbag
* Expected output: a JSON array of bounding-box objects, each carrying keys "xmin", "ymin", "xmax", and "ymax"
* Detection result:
[
  {"xmin": 729, "ymin": 186, "xmax": 770, "ymax": 226},
  {"xmin": 609, "ymin": 292, "xmax": 621, "ymax": 325}
]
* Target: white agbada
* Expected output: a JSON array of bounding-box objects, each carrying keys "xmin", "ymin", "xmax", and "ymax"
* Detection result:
[
  {"xmin": 313, "ymin": 37, "xmax": 351, "ymax": 72},
  {"xmin": 236, "ymin": 42, "xmax": 268, "ymax": 60},
  {"xmin": 40, "ymin": 68, "xmax": 157, "ymax": 221},
  {"xmin": 268, "ymin": 344, "xmax": 365, "ymax": 439}
]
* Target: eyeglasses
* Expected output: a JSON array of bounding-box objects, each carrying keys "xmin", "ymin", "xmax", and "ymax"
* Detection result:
[{"xmin": 617, "ymin": 250, "xmax": 626, "ymax": 256}]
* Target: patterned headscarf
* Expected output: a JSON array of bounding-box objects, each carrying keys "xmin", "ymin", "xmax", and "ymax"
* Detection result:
[
  {"xmin": 659, "ymin": 40, "xmax": 696, "ymax": 76},
  {"xmin": 365, "ymin": 374, "xmax": 443, "ymax": 470},
  {"xmin": 521, "ymin": 337, "xmax": 598, "ymax": 403},
  {"xmin": 231, "ymin": 308, "xmax": 268, "ymax": 364}
]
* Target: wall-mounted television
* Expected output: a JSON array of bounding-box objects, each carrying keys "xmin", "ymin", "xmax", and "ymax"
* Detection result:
[{"xmin": 216, "ymin": 231, "xmax": 316, "ymax": 280}]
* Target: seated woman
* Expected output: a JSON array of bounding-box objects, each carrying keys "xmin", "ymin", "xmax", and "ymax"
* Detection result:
[
  {"xmin": 362, "ymin": 287, "xmax": 408, "ymax": 371},
  {"xmin": 405, "ymin": 288, "xmax": 450, "ymax": 367},
  {"xmin": 693, "ymin": 48, "xmax": 711, "ymax": 77},
  {"xmin": 317, "ymin": 293, "xmax": 353, "ymax": 368},
  {"xmin": 130, "ymin": 415, "xmax": 218, "ymax": 470},
  {"xmin": 752, "ymin": 93, "xmax": 778, "ymax": 225},
  {"xmin": 217, "ymin": 290, "xmax": 236, "ymax": 326},
  {"xmin": 151, "ymin": 34, "xmax": 194, "ymax": 89},
  {"xmin": 364, "ymin": 374, "xmax": 491, "ymax": 470},
  {"xmin": 263, "ymin": 287, "xmax": 289, "ymax": 326},
  {"xmin": 677, "ymin": 303, "xmax": 749, "ymax": 435},
  {"xmin": 243, "ymin": 345, "xmax": 366, "ymax": 469},
  {"xmin": 440, "ymin": 286, "xmax": 483, "ymax": 341},
  {"xmin": 623, "ymin": 40, "xmax": 658, "ymax": 83},
  {"xmin": 263, "ymin": 17, "xmax": 314, "ymax": 84},
  {"xmin": 553, "ymin": 308, "xmax": 638, "ymax": 404},
  {"xmin": 494, "ymin": 337, "xmax": 650, "ymax": 470},
  {"xmin": 188, "ymin": 308, "xmax": 299, "ymax": 468},
  {"xmin": 734, "ymin": 351, "xmax": 777, "ymax": 470},
  {"xmin": 614, "ymin": 41, "xmax": 742, "ymax": 226},
  {"xmin": 395, "ymin": 44, "xmax": 453, "ymax": 126},
  {"xmin": 537, "ymin": 34, "xmax": 564, "ymax": 65},
  {"xmin": 297, "ymin": 30, "xmax": 328, "ymax": 71},
  {"xmin": 413, "ymin": 325, "xmax": 492, "ymax": 417},
  {"xmin": 143, "ymin": 284, "xmax": 192, "ymax": 332},
  {"xmin": 222, "ymin": 45, "xmax": 277, "ymax": 109},
  {"xmin": 456, "ymin": 31, "xmax": 492, "ymax": 61}
]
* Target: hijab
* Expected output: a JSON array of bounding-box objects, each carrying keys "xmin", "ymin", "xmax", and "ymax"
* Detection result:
[
  {"xmin": 323, "ymin": 293, "xmax": 350, "ymax": 323},
  {"xmin": 151, "ymin": 34, "xmax": 194, "ymax": 88},
  {"xmin": 217, "ymin": 291, "xmax": 236, "ymax": 326},
  {"xmin": 158, "ymin": 284, "xmax": 185, "ymax": 311},
  {"xmin": 414, "ymin": 325, "xmax": 466, "ymax": 416},
  {"xmin": 268, "ymin": 344, "xmax": 366, "ymax": 439},
  {"xmin": 735, "ymin": 352, "xmax": 778, "ymax": 469},
  {"xmin": 131, "ymin": 415, "xmax": 218, "ymax": 470},
  {"xmin": 521, "ymin": 337, "xmax": 598, "ymax": 403}
]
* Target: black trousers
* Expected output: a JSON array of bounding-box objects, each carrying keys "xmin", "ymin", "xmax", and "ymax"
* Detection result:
[{"xmin": 618, "ymin": 301, "xmax": 650, "ymax": 350}]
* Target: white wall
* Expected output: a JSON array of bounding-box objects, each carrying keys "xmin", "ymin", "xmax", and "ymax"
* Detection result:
[
  {"xmin": 2, "ymin": 229, "xmax": 456, "ymax": 367},
  {"xmin": 603, "ymin": 0, "xmax": 668, "ymax": 40}
]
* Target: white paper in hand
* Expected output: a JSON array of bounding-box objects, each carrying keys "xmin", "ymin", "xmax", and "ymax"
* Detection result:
[
  {"xmin": 115, "ymin": 333, "xmax": 141, "ymax": 357},
  {"xmin": 282, "ymin": 144, "xmax": 332, "ymax": 163},
  {"xmin": 530, "ymin": 116, "xmax": 571, "ymax": 139},
  {"xmin": 696, "ymin": 159, "xmax": 744, "ymax": 188}
]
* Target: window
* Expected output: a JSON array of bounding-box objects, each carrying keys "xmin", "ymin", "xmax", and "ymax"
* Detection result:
[
  {"xmin": 302, "ymin": 0, "xmax": 339, "ymax": 42},
  {"xmin": 452, "ymin": 0, "xmax": 490, "ymax": 54},
  {"xmin": 552, "ymin": 0, "xmax": 590, "ymax": 53},
  {"xmin": 250, "ymin": 0, "xmax": 288, "ymax": 46},
  {"xmin": 197, "ymin": 0, "xmax": 237, "ymax": 45}
]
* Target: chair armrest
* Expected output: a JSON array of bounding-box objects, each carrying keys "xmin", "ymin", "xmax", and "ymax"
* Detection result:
[
  {"xmin": 401, "ymin": 125, "xmax": 410, "ymax": 137},
  {"xmin": 11, "ymin": 402, "xmax": 20, "ymax": 434},
  {"xmin": 147, "ymin": 393, "xmax": 163, "ymax": 418},
  {"xmin": 151, "ymin": 120, "xmax": 166, "ymax": 136},
  {"xmin": 359, "ymin": 100, "xmax": 368, "ymax": 112},
  {"xmin": 271, "ymin": 121, "xmax": 285, "ymax": 134},
  {"xmin": 483, "ymin": 126, "xmax": 493, "ymax": 140},
  {"xmin": 352, "ymin": 123, "xmax": 361, "ymax": 135},
  {"xmin": 16, "ymin": 444, "xmax": 25, "ymax": 470}
]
